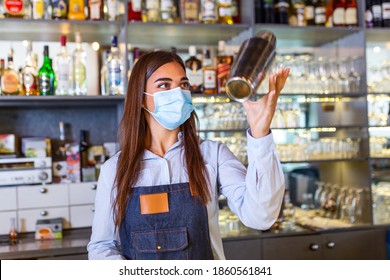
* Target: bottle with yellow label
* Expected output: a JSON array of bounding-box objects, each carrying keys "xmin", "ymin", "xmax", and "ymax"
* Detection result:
[
  {"xmin": 217, "ymin": 0, "xmax": 233, "ymax": 24},
  {"xmin": 68, "ymin": 0, "xmax": 86, "ymax": 20}
]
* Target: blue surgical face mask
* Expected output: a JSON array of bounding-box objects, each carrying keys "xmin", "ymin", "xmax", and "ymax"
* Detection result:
[{"xmin": 143, "ymin": 87, "xmax": 195, "ymax": 130}]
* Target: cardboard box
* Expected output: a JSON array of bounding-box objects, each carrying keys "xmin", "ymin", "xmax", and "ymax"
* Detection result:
[{"xmin": 35, "ymin": 217, "xmax": 63, "ymax": 240}]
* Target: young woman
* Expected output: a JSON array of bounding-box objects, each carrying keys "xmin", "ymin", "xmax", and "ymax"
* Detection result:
[{"xmin": 87, "ymin": 50, "xmax": 290, "ymax": 260}]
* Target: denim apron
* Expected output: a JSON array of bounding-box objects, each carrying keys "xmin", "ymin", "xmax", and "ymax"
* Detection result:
[{"xmin": 119, "ymin": 182, "xmax": 214, "ymax": 260}]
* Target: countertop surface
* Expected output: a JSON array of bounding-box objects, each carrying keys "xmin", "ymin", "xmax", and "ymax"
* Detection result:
[{"xmin": 1, "ymin": 224, "xmax": 388, "ymax": 260}]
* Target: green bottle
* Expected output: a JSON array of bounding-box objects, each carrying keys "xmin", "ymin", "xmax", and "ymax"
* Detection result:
[{"xmin": 38, "ymin": 45, "xmax": 56, "ymax": 96}]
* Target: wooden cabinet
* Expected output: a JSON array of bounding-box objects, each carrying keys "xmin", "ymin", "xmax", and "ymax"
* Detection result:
[
  {"xmin": 261, "ymin": 227, "xmax": 388, "ymax": 260},
  {"xmin": 0, "ymin": 187, "xmax": 18, "ymax": 234}
]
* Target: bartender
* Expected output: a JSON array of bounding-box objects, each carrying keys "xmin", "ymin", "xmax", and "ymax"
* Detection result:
[{"xmin": 87, "ymin": 50, "xmax": 290, "ymax": 260}]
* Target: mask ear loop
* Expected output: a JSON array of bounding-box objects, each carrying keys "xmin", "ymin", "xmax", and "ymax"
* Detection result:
[{"xmin": 142, "ymin": 92, "xmax": 154, "ymax": 114}]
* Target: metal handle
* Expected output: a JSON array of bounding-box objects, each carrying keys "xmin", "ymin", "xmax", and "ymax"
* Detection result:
[
  {"xmin": 309, "ymin": 243, "xmax": 320, "ymax": 251},
  {"xmin": 40, "ymin": 210, "xmax": 48, "ymax": 216},
  {"xmin": 91, "ymin": 184, "xmax": 97, "ymax": 190},
  {"xmin": 327, "ymin": 242, "xmax": 336, "ymax": 249},
  {"xmin": 39, "ymin": 188, "xmax": 48, "ymax": 194}
]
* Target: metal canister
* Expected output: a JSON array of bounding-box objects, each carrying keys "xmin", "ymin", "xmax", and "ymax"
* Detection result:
[{"xmin": 226, "ymin": 30, "xmax": 277, "ymax": 102}]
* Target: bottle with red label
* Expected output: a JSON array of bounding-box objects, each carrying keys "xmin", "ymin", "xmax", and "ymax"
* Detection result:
[
  {"xmin": 332, "ymin": 0, "xmax": 346, "ymax": 27},
  {"xmin": 3, "ymin": 0, "xmax": 29, "ymax": 18}
]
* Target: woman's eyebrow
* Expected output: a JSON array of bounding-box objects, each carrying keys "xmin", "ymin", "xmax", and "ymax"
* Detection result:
[{"xmin": 154, "ymin": 77, "xmax": 172, "ymax": 83}]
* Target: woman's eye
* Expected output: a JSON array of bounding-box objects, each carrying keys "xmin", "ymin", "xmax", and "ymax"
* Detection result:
[
  {"xmin": 157, "ymin": 83, "xmax": 170, "ymax": 89},
  {"xmin": 181, "ymin": 82, "xmax": 190, "ymax": 90}
]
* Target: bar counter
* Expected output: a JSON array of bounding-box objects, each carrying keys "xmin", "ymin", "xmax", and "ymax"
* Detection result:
[{"xmin": 1, "ymin": 224, "xmax": 389, "ymax": 260}]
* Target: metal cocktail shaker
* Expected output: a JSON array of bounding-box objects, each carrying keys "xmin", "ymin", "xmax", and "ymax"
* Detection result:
[{"xmin": 226, "ymin": 30, "xmax": 277, "ymax": 102}]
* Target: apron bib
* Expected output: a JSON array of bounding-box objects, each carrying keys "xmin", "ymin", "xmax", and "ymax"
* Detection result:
[{"xmin": 119, "ymin": 182, "xmax": 214, "ymax": 260}]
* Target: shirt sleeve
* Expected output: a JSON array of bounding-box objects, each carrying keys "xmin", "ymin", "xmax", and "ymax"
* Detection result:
[
  {"xmin": 218, "ymin": 129, "xmax": 285, "ymax": 230},
  {"xmin": 87, "ymin": 162, "xmax": 125, "ymax": 260}
]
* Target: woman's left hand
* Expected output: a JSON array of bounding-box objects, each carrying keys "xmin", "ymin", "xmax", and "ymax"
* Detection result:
[{"xmin": 243, "ymin": 67, "xmax": 290, "ymax": 138}]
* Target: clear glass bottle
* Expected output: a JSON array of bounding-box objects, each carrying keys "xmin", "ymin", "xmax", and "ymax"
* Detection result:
[
  {"xmin": 22, "ymin": 41, "xmax": 38, "ymax": 96},
  {"xmin": 185, "ymin": 45, "xmax": 202, "ymax": 93},
  {"xmin": 9, "ymin": 217, "xmax": 18, "ymax": 244},
  {"xmin": 38, "ymin": 45, "xmax": 56, "ymax": 95},
  {"xmin": 55, "ymin": 35, "xmax": 72, "ymax": 95},
  {"xmin": 160, "ymin": 0, "xmax": 175, "ymax": 22},
  {"xmin": 106, "ymin": 0, "xmax": 120, "ymax": 20},
  {"xmin": 180, "ymin": 0, "xmax": 200, "ymax": 23},
  {"xmin": 101, "ymin": 49, "xmax": 110, "ymax": 96},
  {"xmin": 200, "ymin": 0, "xmax": 218, "ymax": 23},
  {"xmin": 1, "ymin": 49, "xmax": 20, "ymax": 96},
  {"xmin": 142, "ymin": 0, "xmax": 160, "ymax": 22},
  {"xmin": 217, "ymin": 0, "xmax": 233, "ymax": 24},
  {"xmin": 72, "ymin": 32, "xmax": 87, "ymax": 96},
  {"xmin": 107, "ymin": 35, "xmax": 124, "ymax": 95}
]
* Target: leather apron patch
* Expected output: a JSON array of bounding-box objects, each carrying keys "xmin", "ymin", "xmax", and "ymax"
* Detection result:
[{"xmin": 139, "ymin": 193, "xmax": 169, "ymax": 215}]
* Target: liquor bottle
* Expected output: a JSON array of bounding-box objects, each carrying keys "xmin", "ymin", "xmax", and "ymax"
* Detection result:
[
  {"xmin": 68, "ymin": 0, "xmax": 86, "ymax": 19},
  {"xmin": 254, "ymin": 0, "xmax": 263, "ymax": 23},
  {"xmin": 200, "ymin": 0, "xmax": 218, "ymax": 23},
  {"xmin": 101, "ymin": 50, "xmax": 109, "ymax": 96},
  {"xmin": 383, "ymin": 0, "xmax": 390, "ymax": 27},
  {"xmin": 53, "ymin": 121, "xmax": 68, "ymax": 183},
  {"xmin": 106, "ymin": 0, "xmax": 120, "ymax": 20},
  {"xmin": 161, "ymin": 0, "xmax": 177, "ymax": 22},
  {"xmin": 202, "ymin": 49, "xmax": 217, "ymax": 94},
  {"xmin": 305, "ymin": 0, "xmax": 315, "ymax": 25},
  {"xmin": 107, "ymin": 35, "xmax": 124, "ymax": 95},
  {"xmin": 345, "ymin": 0, "xmax": 357, "ymax": 27},
  {"xmin": 52, "ymin": 0, "xmax": 68, "ymax": 19},
  {"xmin": 180, "ymin": 0, "xmax": 200, "ymax": 23},
  {"xmin": 43, "ymin": 0, "xmax": 52, "ymax": 19},
  {"xmin": 365, "ymin": 0, "xmax": 374, "ymax": 28},
  {"xmin": 79, "ymin": 129, "xmax": 90, "ymax": 182},
  {"xmin": 314, "ymin": 0, "xmax": 326, "ymax": 26},
  {"xmin": 128, "ymin": 0, "xmax": 142, "ymax": 21},
  {"xmin": 55, "ymin": 35, "xmax": 72, "ymax": 95},
  {"xmin": 3, "ymin": 0, "xmax": 29, "ymax": 18},
  {"xmin": 231, "ymin": 0, "xmax": 240, "ymax": 23},
  {"xmin": 217, "ymin": 0, "xmax": 233, "ymax": 24},
  {"xmin": 1, "ymin": 49, "xmax": 20, "ymax": 96},
  {"xmin": 263, "ymin": 0, "xmax": 275, "ymax": 23},
  {"xmin": 31, "ymin": 0, "xmax": 45, "ymax": 19},
  {"xmin": 38, "ymin": 45, "xmax": 56, "ymax": 96},
  {"xmin": 0, "ymin": 59, "xmax": 4, "ymax": 96},
  {"xmin": 142, "ymin": 0, "xmax": 160, "ymax": 22},
  {"xmin": 372, "ymin": 0, "xmax": 383, "ymax": 27},
  {"xmin": 332, "ymin": 0, "xmax": 346, "ymax": 27},
  {"xmin": 185, "ymin": 45, "xmax": 202, "ymax": 93},
  {"xmin": 274, "ymin": 0, "xmax": 289, "ymax": 24},
  {"xmin": 292, "ymin": 0, "xmax": 307, "ymax": 26},
  {"xmin": 216, "ymin": 40, "xmax": 233, "ymax": 94},
  {"xmin": 73, "ymin": 32, "xmax": 87, "ymax": 96},
  {"xmin": 22, "ymin": 41, "xmax": 38, "ymax": 96},
  {"xmin": 9, "ymin": 217, "xmax": 18, "ymax": 244},
  {"xmin": 89, "ymin": 0, "xmax": 104, "ymax": 20}
]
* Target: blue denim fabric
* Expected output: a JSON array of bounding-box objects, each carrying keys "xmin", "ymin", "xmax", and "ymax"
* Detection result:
[{"xmin": 119, "ymin": 183, "xmax": 214, "ymax": 260}]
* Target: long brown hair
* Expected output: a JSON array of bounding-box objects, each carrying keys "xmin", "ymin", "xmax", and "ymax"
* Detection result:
[{"xmin": 114, "ymin": 51, "xmax": 210, "ymax": 230}]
